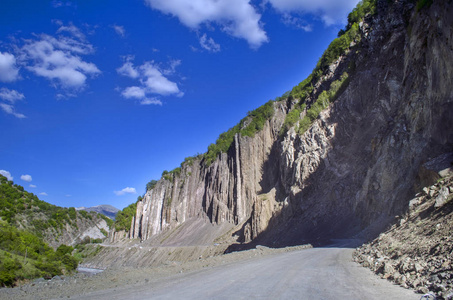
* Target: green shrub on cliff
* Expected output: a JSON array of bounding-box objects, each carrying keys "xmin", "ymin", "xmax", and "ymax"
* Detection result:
[
  {"xmin": 146, "ymin": 180, "xmax": 158, "ymax": 191},
  {"xmin": 280, "ymin": 0, "xmax": 376, "ymax": 135},
  {"xmin": 114, "ymin": 202, "xmax": 137, "ymax": 232},
  {"xmin": 298, "ymin": 73, "xmax": 349, "ymax": 135},
  {"xmin": 204, "ymin": 100, "xmax": 274, "ymax": 165}
]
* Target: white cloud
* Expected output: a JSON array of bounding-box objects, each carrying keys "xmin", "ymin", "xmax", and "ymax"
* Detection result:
[
  {"xmin": 144, "ymin": 0, "xmax": 268, "ymax": 48},
  {"xmin": 0, "ymin": 88, "xmax": 25, "ymax": 103},
  {"xmin": 117, "ymin": 58, "xmax": 182, "ymax": 105},
  {"xmin": 267, "ymin": 0, "xmax": 360, "ymax": 26},
  {"xmin": 117, "ymin": 61, "xmax": 139, "ymax": 79},
  {"xmin": 0, "ymin": 103, "xmax": 26, "ymax": 119},
  {"xmin": 30, "ymin": 184, "xmax": 37, "ymax": 188},
  {"xmin": 39, "ymin": 192, "xmax": 48, "ymax": 196},
  {"xmin": 140, "ymin": 98, "xmax": 162, "ymax": 105},
  {"xmin": 122, "ymin": 86, "xmax": 146, "ymax": 99},
  {"xmin": 20, "ymin": 174, "xmax": 32, "ymax": 182},
  {"xmin": 140, "ymin": 62, "xmax": 181, "ymax": 95},
  {"xmin": 162, "ymin": 59, "xmax": 181, "ymax": 76},
  {"xmin": 281, "ymin": 13, "xmax": 312, "ymax": 31},
  {"xmin": 199, "ymin": 34, "xmax": 221, "ymax": 52},
  {"xmin": 0, "ymin": 52, "xmax": 20, "ymax": 82},
  {"xmin": 57, "ymin": 24, "xmax": 86, "ymax": 40},
  {"xmin": 0, "ymin": 170, "xmax": 13, "ymax": 181},
  {"xmin": 19, "ymin": 25, "xmax": 100, "ymax": 90},
  {"xmin": 114, "ymin": 187, "xmax": 137, "ymax": 196},
  {"xmin": 113, "ymin": 25, "xmax": 126, "ymax": 37}
]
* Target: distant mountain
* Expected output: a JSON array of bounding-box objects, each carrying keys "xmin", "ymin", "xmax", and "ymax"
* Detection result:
[{"xmin": 77, "ymin": 205, "xmax": 119, "ymax": 220}]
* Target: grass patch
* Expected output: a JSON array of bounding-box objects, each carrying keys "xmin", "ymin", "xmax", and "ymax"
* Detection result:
[{"xmin": 298, "ymin": 73, "xmax": 349, "ymax": 135}]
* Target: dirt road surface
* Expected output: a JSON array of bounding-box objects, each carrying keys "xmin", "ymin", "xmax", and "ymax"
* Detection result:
[{"xmin": 70, "ymin": 245, "xmax": 419, "ymax": 300}]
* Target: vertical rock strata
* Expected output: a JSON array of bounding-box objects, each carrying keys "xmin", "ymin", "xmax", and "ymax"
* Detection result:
[{"xmin": 123, "ymin": 0, "xmax": 453, "ymax": 246}]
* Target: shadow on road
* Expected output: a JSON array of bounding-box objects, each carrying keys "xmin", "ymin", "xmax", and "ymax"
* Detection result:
[{"xmin": 224, "ymin": 238, "xmax": 364, "ymax": 254}]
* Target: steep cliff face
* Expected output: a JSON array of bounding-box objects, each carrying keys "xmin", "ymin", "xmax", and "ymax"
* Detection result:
[
  {"xmin": 118, "ymin": 0, "xmax": 453, "ymax": 248},
  {"xmin": 117, "ymin": 102, "xmax": 287, "ymax": 244}
]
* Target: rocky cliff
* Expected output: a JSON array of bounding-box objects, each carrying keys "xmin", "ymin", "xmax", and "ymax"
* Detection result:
[{"xmin": 114, "ymin": 0, "xmax": 453, "ymax": 249}]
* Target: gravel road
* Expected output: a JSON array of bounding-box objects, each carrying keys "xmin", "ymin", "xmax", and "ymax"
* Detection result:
[{"xmin": 69, "ymin": 245, "xmax": 419, "ymax": 300}]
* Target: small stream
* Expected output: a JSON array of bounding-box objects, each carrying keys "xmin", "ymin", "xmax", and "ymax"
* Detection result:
[{"xmin": 77, "ymin": 267, "xmax": 104, "ymax": 275}]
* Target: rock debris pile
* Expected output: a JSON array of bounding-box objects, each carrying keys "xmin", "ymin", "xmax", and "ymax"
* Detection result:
[{"xmin": 354, "ymin": 174, "xmax": 453, "ymax": 299}]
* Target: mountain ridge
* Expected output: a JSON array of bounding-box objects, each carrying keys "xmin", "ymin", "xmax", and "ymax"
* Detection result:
[{"xmin": 77, "ymin": 205, "xmax": 119, "ymax": 220}]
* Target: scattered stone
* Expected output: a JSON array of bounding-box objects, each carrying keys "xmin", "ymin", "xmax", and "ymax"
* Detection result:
[
  {"xmin": 33, "ymin": 278, "xmax": 45, "ymax": 284},
  {"xmin": 434, "ymin": 187, "xmax": 450, "ymax": 208}
]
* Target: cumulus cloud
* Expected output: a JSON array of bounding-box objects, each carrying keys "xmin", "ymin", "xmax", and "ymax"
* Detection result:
[
  {"xmin": 20, "ymin": 174, "xmax": 32, "ymax": 182},
  {"xmin": 144, "ymin": 0, "xmax": 268, "ymax": 48},
  {"xmin": 0, "ymin": 170, "xmax": 13, "ymax": 181},
  {"xmin": 267, "ymin": 0, "xmax": 360, "ymax": 26},
  {"xmin": 0, "ymin": 88, "xmax": 25, "ymax": 103},
  {"xmin": 0, "ymin": 103, "xmax": 26, "ymax": 119},
  {"xmin": 19, "ymin": 24, "xmax": 100, "ymax": 90},
  {"xmin": 140, "ymin": 62, "xmax": 181, "ymax": 95},
  {"xmin": 122, "ymin": 86, "xmax": 146, "ymax": 99},
  {"xmin": 199, "ymin": 34, "xmax": 221, "ymax": 52},
  {"xmin": 114, "ymin": 187, "xmax": 137, "ymax": 196},
  {"xmin": 39, "ymin": 192, "xmax": 48, "ymax": 196},
  {"xmin": 0, "ymin": 52, "xmax": 20, "ymax": 82},
  {"xmin": 117, "ymin": 58, "xmax": 182, "ymax": 105},
  {"xmin": 30, "ymin": 184, "xmax": 37, "ymax": 188},
  {"xmin": 113, "ymin": 25, "xmax": 126, "ymax": 37},
  {"xmin": 117, "ymin": 60, "xmax": 139, "ymax": 79}
]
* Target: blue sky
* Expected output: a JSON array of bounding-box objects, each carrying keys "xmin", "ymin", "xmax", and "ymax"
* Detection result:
[{"xmin": 0, "ymin": 0, "xmax": 359, "ymax": 210}]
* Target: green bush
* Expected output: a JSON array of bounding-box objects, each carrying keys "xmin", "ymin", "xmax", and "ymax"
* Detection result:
[
  {"xmin": 146, "ymin": 180, "xmax": 158, "ymax": 191},
  {"xmin": 113, "ymin": 202, "xmax": 137, "ymax": 232},
  {"xmin": 0, "ymin": 221, "xmax": 78, "ymax": 286},
  {"xmin": 0, "ymin": 256, "xmax": 21, "ymax": 287},
  {"xmin": 204, "ymin": 100, "xmax": 274, "ymax": 165},
  {"xmin": 298, "ymin": 73, "xmax": 349, "ymax": 135},
  {"xmin": 347, "ymin": 0, "xmax": 377, "ymax": 25}
]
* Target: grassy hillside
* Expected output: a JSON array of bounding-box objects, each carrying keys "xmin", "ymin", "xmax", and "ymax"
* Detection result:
[
  {"xmin": 0, "ymin": 174, "xmax": 112, "ymax": 242},
  {"xmin": 0, "ymin": 220, "xmax": 77, "ymax": 286}
]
